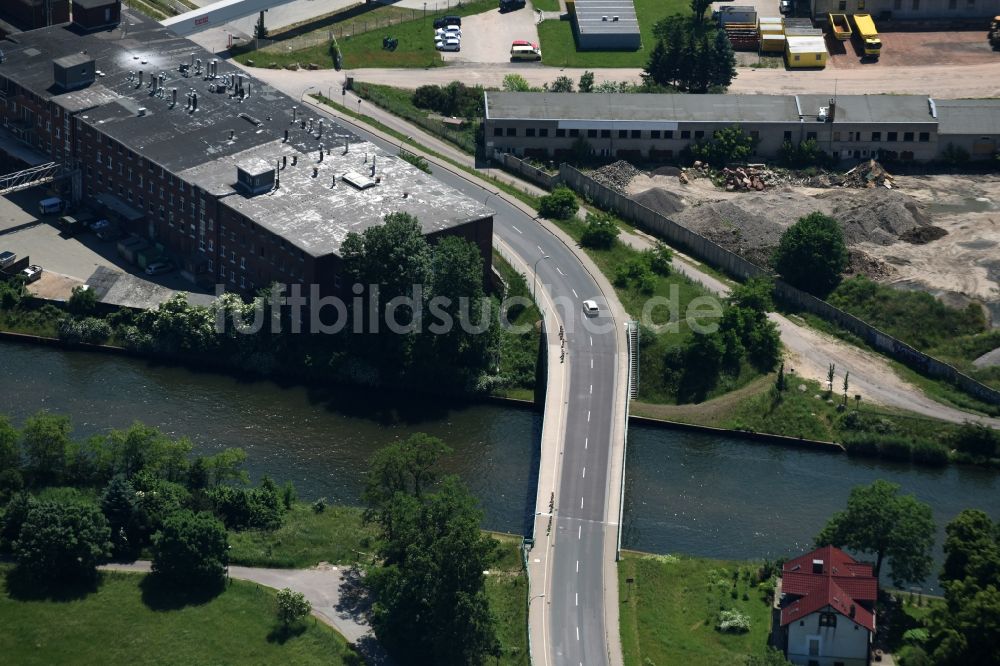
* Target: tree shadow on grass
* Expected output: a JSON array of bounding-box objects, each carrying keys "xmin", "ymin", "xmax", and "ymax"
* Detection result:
[
  {"xmin": 4, "ymin": 567, "xmax": 100, "ymax": 602},
  {"xmin": 266, "ymin": 622, "xmax": 308, "ymax": 644},
  {"xmin": 139, "ymin": 574, "xmax": 224, "ymax": 611}
]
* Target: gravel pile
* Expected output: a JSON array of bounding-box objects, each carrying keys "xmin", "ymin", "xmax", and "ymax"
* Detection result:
[
  {"xmin": 589, "ymin": 160, "xmax": 640, "ymax": 192},
  {"xmin": 632, "ymin": 188, "xmax": 686, "ymax": 215},
  {"xmin": 651, "ymin": 165, "xmax": 681, "ymax": 177}
]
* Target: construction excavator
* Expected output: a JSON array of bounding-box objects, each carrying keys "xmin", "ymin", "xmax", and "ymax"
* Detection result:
[{"xmin": 990, "ymin": 15, "xmax": 1000, "ymax": 50}]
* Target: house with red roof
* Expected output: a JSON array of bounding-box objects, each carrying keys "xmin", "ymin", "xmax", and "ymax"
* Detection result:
[{"xmin": 775, "ymin": 545, "xmax": 878, "ymax": 666}]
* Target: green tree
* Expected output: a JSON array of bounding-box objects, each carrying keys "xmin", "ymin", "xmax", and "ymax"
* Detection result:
[
  {"xmin": 204, "ymin": 447, "xmax": 250, "ymax": 487},
  {"xmin": 547, "ymin": 75, "xmax": 574, "ymax": 92},
  {"xmin": 538, "ymin": 187, "xmax": 578, "ymax": 220},
  {"xmin": 20, "ymin": 411, "xmax": 72, "ymax": 485},
  {"xmin": 151, "ymin": 510, "xmax": 228, "ymax": 590},
  {"xmin": 0, "ymin": 492, "xmax": 33, "ymax": 553},
  {"xmin": 940, "ymin": 509, "xmax": 1000, "ymax": 585},
  {"xmin": 0, "ymin": 416, "xmax": 21, "ymax": 502},
  {"xmin": 501, "ymin": 73, "xmax": 532, "ymax": 92},
  {"xmin": 710, "ymin": 29, "xmax": 737, "ymax": 90},
  {"xmin": 772, "ymin": 212, "xmax": 849, "ymax": 296},
  {"xmin": 101, "ymin": 475, "xmax": 139, "ymax": 559},
  {"xmin": 580, "ymin": 212, "xmax": 620, "ymax": 249},
  {"xmin": 13, "ymin": 500, "xmax": 111, "ymax": 587},
  {"xmin": 729, "ymin": 277, "xmax": 774, "ymax": 313},
  {"xmin": 428, "ymin": 236, "xmax": 492, "ymax": 367},
  {"xmin": 368, "ymin": 476, "xmax": 500, "ymax": 665},
  {"xmin": 690, "ymin": 0, "xmax": 712, "ymax": 20},
  {"xmin": 643, "ymin": 243, "xmax": 673, "ymax": 276},
  {"xmin": 67, "ymin": 284, "xmax": 97, "ymax": 315},
  {"xmin": 815, "ymin": 479, "xmax": 935, "ymax": 585},
  {"xmin": 578, "ymin": 70, "xmax": 595, "ymax": 93},
  {"xmin": 692, "ymin": 125, "xmax": 757, "ymax": 165},
  {"xmin": 275, "ymin": 587, "xmax": 312, "ymax": 627}
]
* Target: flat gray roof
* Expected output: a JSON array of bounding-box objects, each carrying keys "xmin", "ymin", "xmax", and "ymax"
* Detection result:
[
  {"xmin": 935, "ymin": 99, "xmax": 1000, "ymax": 135},
  {"xmin": 574, "ymin": 0, "xmax": 639, "ymax": 35},
  {"xmin": 486, "ymin": 92, "xmax": 800, "ymax": 123},
  {"xmin": 486, "ymin": 92, "xmax": 944, "ymax": 125},
  {"xmin": 0, "ymin": 13, "xmax": 490, "ymax": 258},
  {"xmin": 797, "ymin": 94, "xmax": 935, "ymax": 124}
]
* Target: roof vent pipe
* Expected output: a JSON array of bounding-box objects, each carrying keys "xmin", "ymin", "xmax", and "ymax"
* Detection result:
[
  {"xmin": 370, "ymin": 155, "xmax": 376, "ymax": 177},
  {"xmin": 171, "ymin": 87, "xmax": 177, "ymax": 107},
  {"xmin": 246, "ymin": 81, "xmax": 251, "ymax": 97},
  {"xmin": 192, "ymin": 92, "xmax": 198, "ymax": 112},
  {"xmin": 317, "ymin": 119, "xmax": 323, "ymax": 138},
  {"xmin": 312, "ymin": 166, "xmax": 318, "ymax": 178},
  {"xmin": 190, "ymin": 53, "xmax": 195, "ymax": 68},
  {"xmin": 210, "ymin": 59, "xmax": 217, "ymax": 78},
  {"xmin": 319, "ymin": 143, "xmax": 324, "ymax": 162},
  {"xmin": 307, "ymin": 118, "xmax": 313, "ymax": 132},
  {"xmin": 274, "ymin": 160, "xmax": 280, "ymax": 189},
  {"xmin": 237, "ymin": 74, "xmax": 243, "ymax": 91},
  {"xmin": 282, "ymin": 155, "xmax": 287, "ymax": 169},
  {"xmin": 292, "ymin": 155, "xmax": 298, "ymax": 165},
  {"xmin": 185, "ymin": 92, "xmax": 191, "ymax": 110},
  {"xmin": 283, "ymin": 129, "xmax": 289, "ymax": 143},
  {"xmin": 292, "ymin": 106, "xmax": 297, "ymax": 122},
  {"xmin": 136, "ymin": 70, "xmax": 143, "ymax": 88},
  {"xmin": 344, "ymin": 137, "xmax": 349, "ymax": 154},
  {"xmin": 331, "ymin": 175, "xmax": 336, "ymax": 188},
  {"xmin": 229, "ymin": 130, "xmax": 235, "ymax": 140},
  {"xmin": 151, "ymin": 75, "xmax": 157, "ymax": 93}
]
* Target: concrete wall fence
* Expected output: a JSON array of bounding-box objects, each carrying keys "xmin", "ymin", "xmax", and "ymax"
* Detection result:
[
  {"xmin": 556, "ymin": 162, "xmax": 1000, "ymax": 406},
  {"xmin": 494, "ymin": 151, "xmax": 560, "ymax": 190}
]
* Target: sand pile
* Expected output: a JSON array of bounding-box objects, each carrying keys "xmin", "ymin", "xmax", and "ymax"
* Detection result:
[{"xmin": 632, "ymin": 188, "xmax": 686, "ymax": 215}]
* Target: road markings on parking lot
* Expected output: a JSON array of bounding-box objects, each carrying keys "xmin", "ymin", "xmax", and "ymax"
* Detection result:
[
  {"xmin": 580, "ymin": 496, "xmax": 584, "ymax": 509},
  {"xmin": 576, "ymin": 626, "xmax": 580, "ymax": 641},
  {"xmin": 578, "ymin": 525, "xmax": 582, "ymax": 539},
  {"xmin": 537, "ymin": 245, "xmax": 543, "ymax": 254},
  {"xmin": 575, "ymin": 592, "xmax": 578, "ymax": 606},
  {"xmin": 576, "ymin": 559, "xmax": 580, "ymax": 572},
  {"xmin": 511, "ymin": 225, "xmax": 522, "ymax": 234},
  {"xmin": 590, "ymin": 358, "xmax": 593, "ymax": 368},
  {"xmin": 589, "ymin": 336, "xmax": 593, "ymax": 346},
  {"xmin": 587, "ymin": 410, "xmax": 590, "ymax": 422},
  {"xmin": 589, "ymin": 384, "xmax": 592, "ymax": 394},
  {"xmin": 556, "ymin": 266, "xmax": 565, "ymax": 276},
  {"xmin": 572, "ymin": 288, "xmax": 578, "ymax": 298},
  {"xmin": 584, "ymin": 437, "xmax": 588, "ymax": 449},
  {"xmin": 582, "ymin": 467, "xmax": 586, "ymax": 478}
]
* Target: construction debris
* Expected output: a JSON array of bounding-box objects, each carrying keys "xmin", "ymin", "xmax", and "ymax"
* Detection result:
[
  {"xmin": 843, "ymin": 159, "xmax": 895, "ymax": 189},
  {"xmin": 589, "ymin": 160, "xmax": 641, "ymax": 192},
  {"xmin": 718, "ymin": 164, "xmax": 789, "ymax": 191}
]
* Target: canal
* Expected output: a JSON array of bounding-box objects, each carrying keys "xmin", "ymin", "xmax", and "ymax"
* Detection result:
[{"xmin": 3, "ymin": 340, "xmax": 998, "ymax": 591}]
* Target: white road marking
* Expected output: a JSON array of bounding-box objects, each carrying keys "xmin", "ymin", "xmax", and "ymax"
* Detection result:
[
  {"xmin": 556, "ymin": 266, "xmax": 565, "ymax": 276},
  {"xmin": 590, "ymin": 358, "xmax": 593, "ymax": 369},
  {"xmin": 575, "ymin": 592, "xmax": 578, "ymax": 606},
  {"xmin": 576, "ymin": 626, "xmax": 580, "ymax": 641},
  {"xmin": 587, "ymin": 410, "xmax": 591, "ymax": 422},
  {"xmin": 580, "ymin": 496, "xmax": 584, "ymax": 509},
  {"xmin": 576, "ymin": 560, "xmax": 580, "ymax": 572},
  {"xmin": 582, "ymin": 467, "xmax": 586, "ymax": 478},
  {"xmin": 537, "ymin": 245, "xmax": 543, "ymax": 253},
  {"xmin": 589, "ymin": 384, "xmax": 593, "ymax": 394},
  {"xmin": 572, "ymin": 288, "xmax": 578, "ymax": 298},
  {"xmin": 584, "ymin": 437, "xmax": 588, "ymax": 449},
  {"xmin": 589, "ymin": 336, "xmax": 593, "ymax": 346},
  {"xmin": 511, "ymin": 225, "xmax": 522, "ymax": 234},
  {"xmin": 578, "ymin": 525, "xmax": 582, "ymax": 539}
]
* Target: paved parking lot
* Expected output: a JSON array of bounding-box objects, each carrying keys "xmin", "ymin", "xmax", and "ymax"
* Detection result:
[
  {"xmin": 441, "ymin": 5, "xmax": 540, "ymax": 64},
  {"xmin": 1, "ymin": 188, "xmax": 212, "ymax": 308}
]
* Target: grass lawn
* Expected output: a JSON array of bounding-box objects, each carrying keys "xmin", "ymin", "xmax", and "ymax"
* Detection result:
[
  {"xmin": 233, "ymin": 0, "xmax": 494, "ymax": 70},
  {"xmin": 352, "ymin": 81, "xmax": 479, "ymax": 155},
  {"xmin": 531, "ymin": 0, "xmax": 561, "ymax": 10},
  {"xmin": 0, "ymin": 569, "xmax": 360, "ymax": 665},
  {"xmin": 538, "ymin": 0, "xmax": 689, "ymax": 68},
  {"xmin": 619, "ymin": 552, "xmax": 774, "ymax": 666},
  {"xmin": 227, "ymin": 503, "xmax": 377, "ymax": 568},
  {"xmin": 487, "ymin": 533, "xmax": 530, "ymax": 665}
]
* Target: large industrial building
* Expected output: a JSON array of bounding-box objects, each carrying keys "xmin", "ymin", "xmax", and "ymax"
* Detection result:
[
  {"xmin": 484, "ymin": 91, "xmax": 1000, "ymax": 164},
  {"xmin": 0, "ymin": 7, "xmax": 493, "ymax": 293},
  {"xmin": 809, "ymin": 0, "xmax": 1000, "ymax": 21}
]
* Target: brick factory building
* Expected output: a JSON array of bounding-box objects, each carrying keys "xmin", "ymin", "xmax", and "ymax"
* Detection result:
[{"xmin": 0, "ymin": 11, "xmax": 493, "ymax": 294}]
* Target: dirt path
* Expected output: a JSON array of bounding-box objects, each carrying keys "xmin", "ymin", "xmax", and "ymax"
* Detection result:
[{"xmin": 101, "ymin": 561, "xmax": 390, "ymax": 665}]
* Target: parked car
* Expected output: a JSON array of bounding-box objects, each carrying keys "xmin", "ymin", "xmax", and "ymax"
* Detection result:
[
  {"xmin": 433, "ymin": 15, "xmax": 461, "ymax": 28},
  {"xmin": 779, "ymin": 0, "xmax": 793, "ymax": 14},
  {"xmin": 435, "ymin": 27, "xmax": 462, "ymax": 38},
  {"xmin": 145, "ymin": 261, "xmax": 174, "ymax": 276},
  {"xmin": 511, "ymin": 44, "xmax": 542, "ymax": 60},
  {"xmin": 435, "ymin": 37, "xmax": 461, "ymax": 51},
  {"xmin": 38, "ymin": 197, "xmax": 64, "ymax": 215},
  {"xmin": 500, "ymin": 0, "xmax": 526, "ymax": 11},
  {"xmin": 582, "ymin": 299, "xmax": 600, "ymax": 316},
  {"xmin": 21, "ymin": 264, "xmax": 42, "ymax": 283},
  {"xmin": 0, "ymin": 251, "xmax": 15, "ymax": 270},
  {"xmin": 89, "ymin": 218, "xmax": 111, "ymax": 233}
]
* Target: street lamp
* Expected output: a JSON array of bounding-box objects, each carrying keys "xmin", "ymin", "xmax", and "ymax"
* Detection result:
[
  {"xmin": 529, "ymin": 593, "xmax": 546, "ymax": 603},
  {"xmin": 423, "ymin": 2, "xmax": 427, "ymax": 19},
  {"xmin": 484, "ymin": 190, "xmax": 500, "ymax": 207},
  {"xmin": 532, "ymin": 254, "xmax": 550, "ymax": 302},
  {"xmin": 300, "ymin": 85, "xmax": 315, "ymax": 102},
  {"xmin": 357, "ymin": 98, "xmax": 362, "ymax": 115}
]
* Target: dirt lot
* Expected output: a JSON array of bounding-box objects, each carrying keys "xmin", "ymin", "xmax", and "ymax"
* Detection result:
[
  {"xmin": 622, "ymin": 166, "xmax": 1000, "ymax": 326},
  {"xmin": 827, "ymin": 28, "xmax": 997, "ymax": 69}
]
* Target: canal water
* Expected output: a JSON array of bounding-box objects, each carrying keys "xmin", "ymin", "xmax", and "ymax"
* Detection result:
[{"xmin": 3, "ymin": 340, "xmax": 999, "ymax": 591}]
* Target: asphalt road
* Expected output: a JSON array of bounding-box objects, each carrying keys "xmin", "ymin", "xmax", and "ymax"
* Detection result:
[{"xmin": 270, "ymin": 91, "xmax": 624, "ymax": 663}]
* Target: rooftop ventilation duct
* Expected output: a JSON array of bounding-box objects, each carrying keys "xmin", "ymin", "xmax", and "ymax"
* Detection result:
[
  {"xmin": 171, "ymin": 88, "xmax": 177, "ymax": 107},
  {"xmin": 292, "ymin": 106, "xmax": 298, "ymax": 122},
  {"xmin": 136, "ymin": 70, "xmax": 143, "ymax": 88}
]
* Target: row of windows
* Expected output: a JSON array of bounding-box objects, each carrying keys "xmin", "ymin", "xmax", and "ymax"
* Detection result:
[{"xmin": 495, "ymin": 125, "xmax": 932, "ymax": 143}]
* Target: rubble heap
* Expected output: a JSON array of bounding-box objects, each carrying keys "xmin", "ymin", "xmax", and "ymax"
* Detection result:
[
  {"xmin": 718, "ymin": 164, "xmax": 783, "ymax": 191},
  {"xmin": 843, "ymin": 160, "xmax": 895, "ymax": 189},
  {"xmin": 590, "ymin": 160, "xmax": 641, "ymax": 192}
]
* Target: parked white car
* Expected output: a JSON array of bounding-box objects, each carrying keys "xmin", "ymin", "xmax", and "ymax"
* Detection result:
[
  {"xmin": 435, "ymin": 27, "xmax": 461, "ymax": 38},
  {"xmin": 435, "ymin": 37, "xmax": 461, "ymax": 51}
]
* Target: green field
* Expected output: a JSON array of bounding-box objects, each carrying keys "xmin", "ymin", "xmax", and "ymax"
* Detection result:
[
  {"xmin": 487, "ymin": 534, "xmax": 530, "ymax": 666},
  {"xmin": 0, "ymin": 570, "xmax": 361, "ymax": 666},
  {"xmin": 538, "ymin": 0, "xmax": 689, "ymax": 68},
  {"xmin": 531, "ymin": 0, "xmax": 562, "ymax": 11},
  {"xmin": 233, "ymin": 0, "xmax": 494, "ymax": 70},
  {"xmin": 227, "ymin": 503, "xmax": 377, "ymax": 568},
  {"xmin": 619, "ymin": 553, "xmax": 774, "ymax": 666}
]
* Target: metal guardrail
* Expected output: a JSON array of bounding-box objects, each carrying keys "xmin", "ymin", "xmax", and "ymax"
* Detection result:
[{"xmin": 616, "ymin": 320, "xmax": 638, "ymax": 561}]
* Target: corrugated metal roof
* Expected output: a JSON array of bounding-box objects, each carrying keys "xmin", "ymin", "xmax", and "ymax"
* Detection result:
[{"xmin": 936, "ymin": 99, "xmax": 1000, "ymax": 135}]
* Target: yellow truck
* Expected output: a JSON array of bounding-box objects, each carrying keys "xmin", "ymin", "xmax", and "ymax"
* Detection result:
[
  {"xmin": 852, "ymin": 13, "xmax": 881, "ymax": 58},
  {"xmin": 828, "ymin": 13, "xmax": 852, "ymax": 40}
]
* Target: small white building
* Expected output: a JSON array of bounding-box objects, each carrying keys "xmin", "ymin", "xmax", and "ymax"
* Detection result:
[{"xmin": 777, "ymin": 546, "xmax": 877, "ymax": 666}]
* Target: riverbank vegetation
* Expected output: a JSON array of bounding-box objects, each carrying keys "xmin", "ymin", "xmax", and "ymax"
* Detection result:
[
  {"xmin": 618, "ymin": 552, "xmax": 779, "ymax": 666},
  {"xmin": 0, "ymin": 568, "xmax": 362, "ymax": 665},
  {"xmin": 0, "ymin": 215, "xmax": 540, "ymax": 399},
  {"xmin": 0, "ymin": 413, "xmax": 528, "ymax": 665}
]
